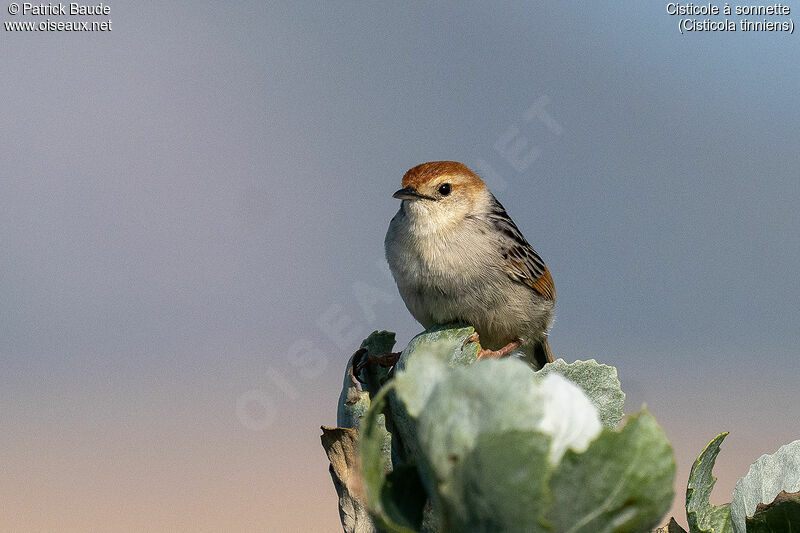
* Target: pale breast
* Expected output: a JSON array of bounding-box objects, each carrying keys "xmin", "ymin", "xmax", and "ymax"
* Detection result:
[{"xmin": 386, "ymin": 207, "xmax": 521, "ymax": 328}]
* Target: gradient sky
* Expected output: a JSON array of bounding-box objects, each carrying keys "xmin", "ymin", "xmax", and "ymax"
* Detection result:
[{"xmin": 2, "ymin": 2, "xmax": 799, "ymax": 531}]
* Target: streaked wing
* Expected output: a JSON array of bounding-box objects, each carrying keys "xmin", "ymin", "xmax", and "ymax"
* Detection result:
[{"xmin": 487, "ymin": 196, "xmax": 556, "ymax": 301}]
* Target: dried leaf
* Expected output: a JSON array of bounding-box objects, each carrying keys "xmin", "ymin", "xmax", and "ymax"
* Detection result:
[{"xmin": 321, "ymin": 426, "xmax": 377, "ymax": 533}]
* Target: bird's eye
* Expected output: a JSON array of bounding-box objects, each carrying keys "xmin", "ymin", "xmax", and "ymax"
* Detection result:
[{"xmin": 438, "ymin": 183, "xmax": 451, "ymax": 196}]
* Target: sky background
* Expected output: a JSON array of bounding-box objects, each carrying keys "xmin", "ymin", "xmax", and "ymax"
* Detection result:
[{"xmin": 2, "ymin": 2, "xmax": 798, "ymax": 531}]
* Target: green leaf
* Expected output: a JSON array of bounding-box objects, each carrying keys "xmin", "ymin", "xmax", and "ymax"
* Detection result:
[
  {"xmin": 730, "ymin": 439, "xmax": 800, "ymax": 533},
  {"xmin": 392, "ymin": 326, "xmax": 474, "ymax": 419},
  {"xmin": 359, "ymin": 326, "xmax": 479, "ymax": 531},
  {"xmin": 538, "ymin": 358, "xmax": 626, "ymax": 429},
  {"xmin": 745, "ymin": 491, "xmax": 800, "ymax": 532},
  {"xmin": 360, "ymin": 384, "xmax": 421, "ymax": 533},
  {"xmin": 413, "ymin": 358, "xmax": 548, "ymax": 494},
  {"xmin": 442, "ymin": 430, "xmax": 553, "ymax": 533},
  {"xmin": 389, "ymin": 325, "xmax": 479, "ymax": 463},
  {"xmin": 337, "ymin": 330, "xmax": 396, "ymax": 428},
  {"xmin": 686, "ymin": 433, "xmax": 733, "ymax": 533},
  {"xmin": 548, "ymin": 411, "xmax": 676, "ymax": 533},
  {"xmin": 533, "ymin": 372, "xmax": 604, "ymax": 464},
  {"xmin": 336, "ymin": 350, "xmax": 372, "ymax": 429},
  {"xmin": 414, "ymin": 359, "xmax": 601, "ymax": 485},
  {"xmin": 381, "ymin": 464, "xmax": 428, "ymax": 531},
  {"xmin": 397, "ymin": 324, "xmax": 481, "ymax": 369},
  {"xmin": 358, "ymin": 330, "xmax": 398, "ymax": 396},
  {"xmin": 361, "ymin": 330, "xmax": 398, "ymax": 357},
  {"xmin": 357, "ymin": 326, "xmax": 675, "ymax": 533},
  {"xmin": 412, "ymin": 358, "xmax": 610, "ymax": 529}
]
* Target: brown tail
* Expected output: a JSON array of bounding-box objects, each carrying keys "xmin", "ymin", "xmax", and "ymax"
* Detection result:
[{"xmin": 533, "ymin": 338, "xmax": 554, "ymax": 370}]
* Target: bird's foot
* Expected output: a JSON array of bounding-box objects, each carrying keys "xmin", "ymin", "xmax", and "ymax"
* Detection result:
[{"xmin": 476, "ymin": 339, "xmax": 522, "ymax": 360}]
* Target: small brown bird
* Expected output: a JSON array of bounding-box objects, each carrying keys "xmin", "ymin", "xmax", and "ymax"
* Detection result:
[{"xmin": 384, "ymin": 161, "xmax": 555, "ymax": 369}]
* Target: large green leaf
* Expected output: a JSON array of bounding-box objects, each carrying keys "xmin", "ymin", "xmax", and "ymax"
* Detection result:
[
  {"xmin": 392, "ymin": 325, "xmax": 480, "ymax": 417},
  {"xmin": 538, "ymin": 358, "xmax": 626, "ymax": 429},
  {"xmin": 389, "ymin": 325, "xmax": 479, "ymax": 463},
  {"xmin": 359, "ymin": 326, "xmax": 480, "ymax": 531},
  {"xmin": 548, "ymin": 412, "xmax": 675, "ymax": 533},
  {"xmin": 357, "ymin": 326, "xmax": 675, "ymax": 533},
  {"xmin": 730, "ymin": 439, "xmax": 800, "ymax": 533},
  {"xmin": 414, "ymin": 359, "xmax": 601, "ymax": 486},
  {"xmin": 412, "ymin": 358, "xmax": 608, "ymax": 529},
  {"xmin": 685, "ymin": 433, "xmax": 733, "ymax": 533},
  {"xmin": 442, "ymin": 430, "xmax": 553, "ymax": 533}
]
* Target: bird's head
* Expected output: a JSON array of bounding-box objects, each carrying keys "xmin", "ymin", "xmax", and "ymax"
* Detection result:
[{"xmin": 393, "ymin": 161, "xmax": 488, "ymax": 232}]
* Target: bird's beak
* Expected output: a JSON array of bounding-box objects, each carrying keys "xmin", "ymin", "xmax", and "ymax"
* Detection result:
[{"xmin": 392, "ymin": 186, "xmax": 436, "ymax": 201}]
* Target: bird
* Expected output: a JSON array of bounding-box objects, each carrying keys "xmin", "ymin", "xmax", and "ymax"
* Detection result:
[{"xmin": 384, "ymin": 161, "xmax": 555, "ymax": 370}]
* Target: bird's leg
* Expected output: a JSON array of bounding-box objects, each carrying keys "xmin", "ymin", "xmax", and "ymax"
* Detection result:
[
  {"xmin": 462, "ymin": 332, "xmax": 522, "ymax": 359},
  {"xmin": 476, "ymin": 339, "xmax": 522, "ymax": 360}
]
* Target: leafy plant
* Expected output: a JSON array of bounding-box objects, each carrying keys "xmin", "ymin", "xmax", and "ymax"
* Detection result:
[
  {"xmin": 321, "ymin": 327, "xmax": 800, "ymax": 533},
  {"xmin": 679, "ymin": 432, "xmax": 800, "ymax": 533}
]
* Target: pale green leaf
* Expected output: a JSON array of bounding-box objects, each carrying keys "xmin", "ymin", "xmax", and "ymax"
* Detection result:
[
  {"xmin": 549, "ymin": 412, "xmax": 675, "ymax": 533},
  {"xmin": 389, "ymin": 325, "xmax": 478, "ymax": 462},
  {"xmin": 730, "ymin": 439, "xmax": 800, "ymax": 533},
  {"xmin": 442, "ymin": 430, "xmax": 553, "ymax": 532},
  {"xmin": 539, "ymin": 358, "xmax": 625, "ymax": 429}
]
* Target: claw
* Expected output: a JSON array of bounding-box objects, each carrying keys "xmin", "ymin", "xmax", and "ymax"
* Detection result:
[{"xmin": 461, "ymin": 332, "xmax": 480, "ymax": 350}]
